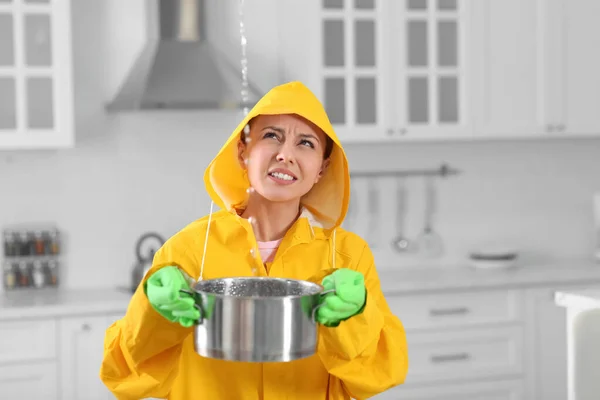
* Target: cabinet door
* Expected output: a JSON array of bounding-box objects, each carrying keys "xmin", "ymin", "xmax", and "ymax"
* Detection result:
[
  {"xmin": 0, "ymin": 0, "xmax": 74, "ymax": 149},
  {"xmin": 373, "ymin": 379, "xmax": 524, "ymax": 399},
  {"xmin": 390, "ymin": 0, "xmax": 472, "ymax": 141},
  {"xmin": 542, "ymin": 0, "xmax": 600, "ymax": 136},
  {"xmin": 280, "ymin": 0, "xmax": 393, "ymax": 143},
  {"xmin": 469, "ymin": 0, "xmax": 543, "ymax": 138},
  {"xmin": 58, "ymin": 315, "xmax": 116, "ymax": 400},
  {"xmin": 404, "ymin": 325, "xmax": 524, "ymax": 385},
  {"xmin": 524, "ymin": 284, "xmax": 600, "ymax": 400},
  {"xmin": 525, "ymin": 287, "xmax": 565, "ymax": 400},
  {"xmin": 0, "ymin": 361, "xmax": 58, "ymax": 399}
]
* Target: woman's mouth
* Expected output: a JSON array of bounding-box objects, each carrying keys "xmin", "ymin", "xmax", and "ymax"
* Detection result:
[{"xmin": 268, "ymin": 171, "xmax": 297, "ymax": 184}]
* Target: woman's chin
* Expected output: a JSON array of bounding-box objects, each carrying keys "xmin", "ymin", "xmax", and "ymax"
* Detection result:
[{"xmin": 253, "ymin": 189, "xmax": 302, "ymax": 204}]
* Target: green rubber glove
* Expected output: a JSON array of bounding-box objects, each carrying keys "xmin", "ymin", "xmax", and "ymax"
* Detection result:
[
  {"xmin": 316, "ymin": 268, "xmax": 367, "ymax": 327},
  {"xmin": 145, "ymin": 266, "xmax": 200, "ymax": 328}
]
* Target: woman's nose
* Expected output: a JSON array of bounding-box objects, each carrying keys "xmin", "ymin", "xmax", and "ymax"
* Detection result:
[{"xmin": 276, "ymin": 144, "xmax": 295, "ymax": 164}]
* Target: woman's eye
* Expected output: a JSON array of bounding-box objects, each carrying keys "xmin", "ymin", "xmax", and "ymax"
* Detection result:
[
  {"xmin": 263, "ymin": 131, "xmax": 278, "ymax": 140},
  {"xmin": 300, "ymin": 139, "xmax": 315, "ymax": 148}
]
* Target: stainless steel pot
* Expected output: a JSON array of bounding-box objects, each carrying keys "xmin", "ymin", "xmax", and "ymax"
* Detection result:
[{"xmin": 180, "ymin": 277, "xmax": 333, "ymax": 363}]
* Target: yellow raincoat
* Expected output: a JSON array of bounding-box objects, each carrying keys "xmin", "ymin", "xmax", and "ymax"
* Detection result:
[{"xmin": 100, "ymin": 81, "xmax": 408, "ymax": 399}]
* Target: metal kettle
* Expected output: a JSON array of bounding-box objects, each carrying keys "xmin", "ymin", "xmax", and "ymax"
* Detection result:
[{"xmin": 131, "ymin": 232, "xmax": 165, "ymax": 292}]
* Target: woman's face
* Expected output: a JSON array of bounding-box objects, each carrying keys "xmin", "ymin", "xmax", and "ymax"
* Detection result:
[{"xmin": 238, "ymin": 114, "xmax": 330, "ymax": 204}]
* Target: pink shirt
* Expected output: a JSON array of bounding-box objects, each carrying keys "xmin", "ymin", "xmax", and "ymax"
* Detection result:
[{"xmin": 257, "ymin": 238, "xmax": 282, "ymax": 263}]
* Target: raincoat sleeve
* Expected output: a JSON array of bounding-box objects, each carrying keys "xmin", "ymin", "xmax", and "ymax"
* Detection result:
[
  {"xmin": 317, "ymin": 242, "xmax": 408, "ymax": 399},
  {"xmin": 99, "ymin": 227, "xmax": 202, "ymax": 400}
]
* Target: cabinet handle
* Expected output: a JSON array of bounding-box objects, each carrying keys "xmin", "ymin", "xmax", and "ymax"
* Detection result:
[
  {"xmin": 430, "ymin": 352, "xmax": 470, "ymax": 363},
  {"xmin": 557, "ymin": 124, "xmax": 566, "ymax": 132},
  {"xmin": 429, "ymin": 307, "xmax": 469, "ymax": 316},
  {"xmin": 82, "ymin": 323, "xmax": 91, "ymax": 331},
  {"xmin": 386, "ymin": 128, "xmax": 394, "ymax": 136},
  {"xmin": 398, "ymin": 128, "xmax": 407, "ymax": 135},
  {"xmin": 546, "ymin": 124, "xmax": 555, "ymax": 133}
]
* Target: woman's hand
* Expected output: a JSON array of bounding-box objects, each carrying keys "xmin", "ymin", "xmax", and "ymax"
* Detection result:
[
  {"xmin": 145, "ymin": 266, "xmax": 201, "ymax": 328},
  {"xmin": 316, "ymin": 268, "xmax": 367, "ymax": 327}
]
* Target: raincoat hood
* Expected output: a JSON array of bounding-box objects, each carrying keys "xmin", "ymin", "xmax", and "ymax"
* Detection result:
[{"xmin": 204, "ymin": 81, "xmax": 350, "ymax": 229}]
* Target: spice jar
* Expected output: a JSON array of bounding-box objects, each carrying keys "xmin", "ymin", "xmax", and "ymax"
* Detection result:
[
  {"xmin": 3, "ymin": 231, "xmax": 17, "ymax": 257},
  {"xmin": 32, "ymin": 260, "xmax": 45, "ymax": 288},
  {"xmin": 3, "ymin": 262, "xmax": 16, "ymax": 290},
  {"xmin": 18, "ymin": 231, "xmax": 30, "ymax": 256},
  {"xmin": 34, "ymin": 231, "xmax": 45, "ymax": 256},
  {"xmin": 47, "ymin": 230, "xmax": 60, "ymax": 255},
  {"xmin": 18, "ymin": 261, "xmax": 30, "ymax": 287},
  {"xmin": 47, "ymin": 260, "xmax": 58, "ymax": 286}
]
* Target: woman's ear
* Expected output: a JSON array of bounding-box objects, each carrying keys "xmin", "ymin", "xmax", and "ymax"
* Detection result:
[
  {"xmin": 315, "ymin": 158, "xmax": 330, "ymax": 183},
  {"xmin": 237, "ymin": 140, "xmax": 248, "ymax": 169}
]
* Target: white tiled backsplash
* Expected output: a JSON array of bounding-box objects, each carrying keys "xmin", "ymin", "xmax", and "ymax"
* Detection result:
[{"xmin": 2, "ymin": 112, "xmax": 600, "ymax": 290}]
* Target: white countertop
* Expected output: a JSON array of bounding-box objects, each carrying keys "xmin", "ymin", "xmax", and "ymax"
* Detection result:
[
  {"xmin": 2, "ymin": 259, "xmax": 600, "ymax": 320},
  {"xmin": 0, "ymin": 288, "xmax": 132, "ymax": 320},
  {"xmin": 378, "ymin": 259, "xmax": 600, "ymax": 294},
  {"xmin": 554, "ymin": 288, "xmax": 600, "ymax": 310}
]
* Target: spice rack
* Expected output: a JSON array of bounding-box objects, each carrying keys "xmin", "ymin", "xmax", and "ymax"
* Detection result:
[{"xmin": 2, "ymin": 225, "xmax": 62, "ymax": 291}]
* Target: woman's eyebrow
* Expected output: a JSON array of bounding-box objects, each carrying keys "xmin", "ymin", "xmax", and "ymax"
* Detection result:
[
  {"xmin": 261, "ymin": 126, "xmax": 321, "ymax": 143},
  {"xmin": 261, "ymin": 126, "xmax": 285, "ymax": 134},
  {"xmin": 298, "ymin": 133, "xmax": 320, "ymax": 143}
]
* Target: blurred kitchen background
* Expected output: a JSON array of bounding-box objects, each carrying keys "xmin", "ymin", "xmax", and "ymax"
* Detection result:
[{"xmin": 2, "ymin": 0, "xmax": 600, "ymax": 399}]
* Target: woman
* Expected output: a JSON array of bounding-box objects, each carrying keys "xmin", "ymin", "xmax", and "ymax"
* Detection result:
[{"xmin": 100, "ymin": 81, "xmax": 408, "ymax": 399}]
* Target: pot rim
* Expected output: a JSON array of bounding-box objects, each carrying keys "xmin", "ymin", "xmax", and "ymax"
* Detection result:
[{"xmin": 190, "ymin": 276, "xmax": 326, "ymax": 300}]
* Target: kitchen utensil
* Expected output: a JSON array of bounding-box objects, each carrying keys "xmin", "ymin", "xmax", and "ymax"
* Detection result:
[
  {"xmin": 343, "ymin": 185, "xmax": 358, "ymax": 230},
  {"xmin": 367, "ymin": 179, "xmax": 379, "ymax": 248},
  {"xmin": 415, "ymin": 177, "xmax": 444, "ymax": 258},
  {"xmin": 391, "ymin": 177, "xmax": 412, "ymax": 253},
  {"xmin": 131, "ymin": 232, "xmax": 165, "ymax": 291},
  {"xmin": 594, "ymin": 192, "xmax": 600, "ymax": 261},
  {"xmin": 181, "ymin": 277, "xmax": 334, "ymax": 363}
]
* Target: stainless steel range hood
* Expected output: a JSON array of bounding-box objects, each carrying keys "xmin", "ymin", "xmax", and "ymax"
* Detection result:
[{"xmin": 106, "ymin": 0, "xmax": 263, "ymax": 111}]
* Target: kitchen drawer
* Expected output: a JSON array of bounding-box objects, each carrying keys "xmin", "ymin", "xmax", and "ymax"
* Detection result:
[
  {"xmin": 0, "ymin": 361, "xmax": 58, "ymax": 400},
  {"xmin": 372, "ymin": 378, "xmax": 524, "ymax": 400},
  {"xmin": 404, "ymin": 325, "xmax": 524, "ymax": 384},
  {"xmin": 0, "ymin": 318, "xmax": 57, "ymax": 363},
  {"xmin": 388, "ymin": 289, "xmax": 523, "ymax": 331}
]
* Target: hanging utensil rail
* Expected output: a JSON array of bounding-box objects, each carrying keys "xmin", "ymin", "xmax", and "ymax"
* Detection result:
[{"xmin": 349, "ymin": 163, "xmax": 461, "ymax": 179}]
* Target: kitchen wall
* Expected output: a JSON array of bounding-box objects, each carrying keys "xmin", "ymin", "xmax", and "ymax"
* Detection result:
[{"xmin": 1, "ymin": 0, "xmax": 600, "ymax": 290}]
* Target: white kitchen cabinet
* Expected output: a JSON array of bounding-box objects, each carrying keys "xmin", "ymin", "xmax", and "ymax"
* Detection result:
[
  {"xmin": 404, "ymin": 325, "xmax": 524, "ymax": 385},
  {"xmin": 0, "ymin": 362, "xmax": 58, "ymax": 400},
  {"xmin": 540, "ymin": 0, "xmax": 600, "ymax": 137},
  {"xmin": 524, "ymin": 287, "xmax": 566, "ymax": 400},
  {"xmin": 279, "ymin": 0, "xmax": 391, "ymax": 142},
  {"xmin": 469, "ymin": 0, "xmax": 543, "ymax": 138},
  {"xmin": 277, "ymin": 0, "xmax": 600, "ymax": 143},
  {"xmin": 374, "ymin": 378, "xmax": 524, "ymax": 400},
  {"xmin": 0, "ymin": 318, "xmax": 59, "ymax": 398},
  {"xmin": 523, "ymin": 284, "xmax": 600, "ymax": 400},
  {"xmin": 389, "ymin": 0, "xmax": 471, "ymax": 141},
  {"xmin": 0, "ymin": 312, "xmax": 126, "ymax": 400},
  {"xmin": 279, "ymin": 0, "xmax": 470, "ymax": 143},
  {"xmin": 58, "ymin": 315, "xmax": 119, "ymax": 400},
  {"xmin": 0, "ymin": 0, "xmax": 75, "ymax": 149}
]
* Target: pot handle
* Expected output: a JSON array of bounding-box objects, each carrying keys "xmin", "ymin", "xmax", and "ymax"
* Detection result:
[
  {"xmin": 179, "ymin": 289, "xmax": 205, "ymax": 325},
  {"xmin": 312, "ymin": 289, "xmax": 336, "ymax": 324}
]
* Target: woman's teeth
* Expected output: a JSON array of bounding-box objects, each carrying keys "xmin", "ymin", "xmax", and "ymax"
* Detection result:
[{"xmin": 270, "ymin": 172, "xmax": 295, "ymax": 181}]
